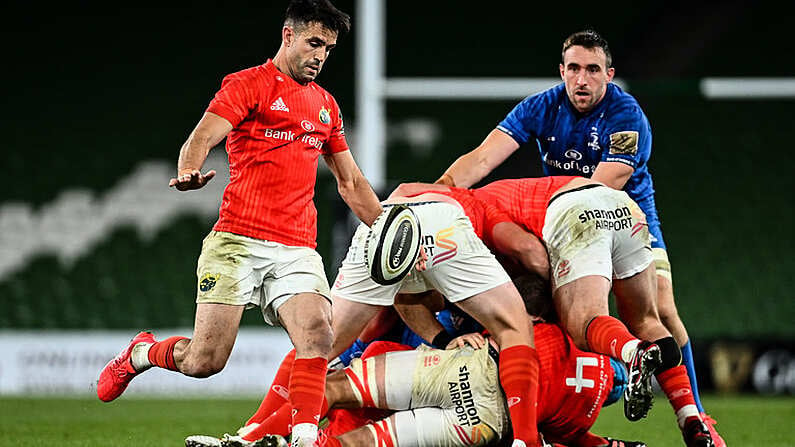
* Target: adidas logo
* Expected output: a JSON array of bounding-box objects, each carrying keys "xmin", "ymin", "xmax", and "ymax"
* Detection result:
[{"xmin": 270, "ymin": 97, "xmax": 290, "ymax": 112}]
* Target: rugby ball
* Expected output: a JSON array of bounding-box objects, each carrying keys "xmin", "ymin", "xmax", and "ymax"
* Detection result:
[{"xmin": 365, "ymin": 205, "xmax": 422, "ymax": 285}]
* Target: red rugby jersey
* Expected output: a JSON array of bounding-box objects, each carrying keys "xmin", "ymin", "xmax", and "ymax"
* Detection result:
[
  {"xmin": 206, "ymin": 60, "xmax": 348, "ymax": 248},
  {"xmin": 472, "ymin": 177, "xmax": 577, "ymax": 236},
  {"xmin": 534, "ymin": 323, "xmax": 613, "ymax": 444}
]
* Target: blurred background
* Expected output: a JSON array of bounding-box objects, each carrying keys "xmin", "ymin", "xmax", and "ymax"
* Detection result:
[{"xmin": 1, "ymin": 0, "xmax": 793, "ymax": 397}]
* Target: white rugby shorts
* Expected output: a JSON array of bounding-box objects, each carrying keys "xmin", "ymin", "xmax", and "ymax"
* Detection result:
[
  {"xmin": 331, "ymin": 201, "xmax": 510, "ymax": 305},
  {"xmin": 195, "ymin": 231, "xmax": 330, "ymax": 326},
  {"xmin": 542, "ymin": 186, "xmax": 653, "ymax": 290},
  {"xmin": 345, "ymin": 345, "xmax": 506, "ymax": 446}
]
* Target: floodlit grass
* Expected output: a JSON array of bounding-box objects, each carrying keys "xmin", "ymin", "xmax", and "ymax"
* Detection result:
[{"xmin": 0, "ymin": 394, "xmax": 792, "ymax": 446}]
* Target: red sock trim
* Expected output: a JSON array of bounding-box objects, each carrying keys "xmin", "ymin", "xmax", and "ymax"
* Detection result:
[
  {"xmin": 247, "ymin": 349, "xmax": 296, "ymax": 426},
  {"xmin": 290, "ymin": 357, "xmax": 328, "ymax": 427},
  {"xmin": 586, "ymin": 315, "xmax": 637, "ymax": 360},
  {"xmin": 657, "ymin": 365, "xmax": 697, "ymax": 412},
  {"xmin": 147, "ymin": 336, "xmax": 188, "ymax": 371},
  {"xmin": 498, "ymin": 345, "xmax": 539, "ymax": 444}
]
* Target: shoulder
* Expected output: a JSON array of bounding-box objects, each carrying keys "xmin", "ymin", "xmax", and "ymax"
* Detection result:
[
  {"xmin": 605, "ymin": 84, "xmax": 648, "ymax": 123},
  {"xmin": 528, "ymin": 83, "xmax": 566, "ymax": 107},
  {"xmin": 221, "ymin": 64, "xmax": 272, "ymax": 89},
  {"xmin": 511, "ymin": 83, "xmax": 566, "ymax": 119}
]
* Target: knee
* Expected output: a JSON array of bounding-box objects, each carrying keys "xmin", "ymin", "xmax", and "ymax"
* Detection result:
[
  {"xmin": 293, "ymin": 313, "xmax": 334, "ymax": 355},
  {"xmin": 179, "ymin": 347, "xmax": 228, "ymax": 378}
]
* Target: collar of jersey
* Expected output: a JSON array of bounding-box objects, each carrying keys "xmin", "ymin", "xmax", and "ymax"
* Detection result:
[{"xmin": 264, "ymin": 58, "xmax": 314, "ymax": 89}]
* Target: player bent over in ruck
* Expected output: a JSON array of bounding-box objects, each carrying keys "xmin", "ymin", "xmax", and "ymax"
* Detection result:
[{"xmin": 395, "ymin": 177, "xmax": 714, "ymax": 447}]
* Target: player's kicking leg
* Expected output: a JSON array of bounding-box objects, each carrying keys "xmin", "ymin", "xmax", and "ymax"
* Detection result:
[{"xmin": 97, "ymin": 302, "xmax": 244, "ymax": 402}]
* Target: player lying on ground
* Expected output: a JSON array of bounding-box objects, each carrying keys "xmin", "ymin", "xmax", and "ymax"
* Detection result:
[
  {"xmin": 187, "ymin": 320, "xmax": 647, "ymax": 447},
  {"xmin": 393, "ymin": 177, "xmax": 714, "ymax": 447}
]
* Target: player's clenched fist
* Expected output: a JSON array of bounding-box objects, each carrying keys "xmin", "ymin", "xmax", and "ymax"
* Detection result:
[{"xmin": 169, "ymin": 169, "xmax": 216, "ymax": 191}]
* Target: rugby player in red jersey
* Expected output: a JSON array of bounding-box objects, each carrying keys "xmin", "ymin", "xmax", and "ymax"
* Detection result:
[
  {"xmin": 393, "ymin": 177, "xmax": 712, "ymax": 446},
  {"xmin": 96, "ymin": 2, "xmax": 382, "ymax": 445}
]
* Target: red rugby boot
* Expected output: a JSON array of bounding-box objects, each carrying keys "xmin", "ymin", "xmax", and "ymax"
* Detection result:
[
  {"xmin": 701, "ymin": 413, "xmax": 726, "ymax": 447},
  {"xmin": 97, "ymin": 331, "xmax": 156, "ymax": 402}
]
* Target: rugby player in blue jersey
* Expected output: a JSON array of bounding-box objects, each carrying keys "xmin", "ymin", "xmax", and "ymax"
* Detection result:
[{"xmin": 436, "ymin": 30, "xmax": 724, "ymax": 447}]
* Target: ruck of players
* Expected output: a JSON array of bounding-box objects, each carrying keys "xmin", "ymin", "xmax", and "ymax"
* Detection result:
[{"xmin": 96, "ymin": 2, "xmax": 725, "ymax": 446}]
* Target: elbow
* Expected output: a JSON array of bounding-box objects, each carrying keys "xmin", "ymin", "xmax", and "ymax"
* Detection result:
[{"xmin": 511, "ymin": 239, "xmax": 550, "ymax": 279}]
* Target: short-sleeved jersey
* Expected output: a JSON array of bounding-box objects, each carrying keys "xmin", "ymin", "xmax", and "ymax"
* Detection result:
[
  {"xmin": 206, "ymin": 60, "xmax": 348, "ymax": 248},
  {"xmin": 534, "ymin": 323, "xmax": 613, "ymax": 444},
  {"xmin": 472, "ymin": 177, "xmax": 577, "ymax": 236},
  {"xmin": 497, "ymin": 83, "xmax": 666, "ymax": 248}
]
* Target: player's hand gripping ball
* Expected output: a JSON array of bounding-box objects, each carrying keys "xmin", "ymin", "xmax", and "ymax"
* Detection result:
[{"xmin": 365, "ymin": 204, "xmax": 422, "ymax": 285}]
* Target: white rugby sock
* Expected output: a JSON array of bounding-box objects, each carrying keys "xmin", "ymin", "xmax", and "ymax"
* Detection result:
[
  {"xmin": 291, "ymin": 422, "xmax": 318, "ymax": 443},
  {"xmin": 676, "ymin": 404, "xmax": 700, "ymax": 428},
  {"xmin": 621, "ymin": 339, "xmax": 641, "ymax": 363},
  {"xmin": 130, "ymin": 342, "xmax": 153, "ymax": 371}
]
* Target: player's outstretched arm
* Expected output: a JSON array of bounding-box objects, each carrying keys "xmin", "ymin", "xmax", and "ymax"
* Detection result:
[
  {"xmin": 435, "ymin": 128, "xmax": 520, "ymax": 188},
  {"xmin": 169, "ymin": 112, "xmax": 232, "ymax": 191},
  {"xmin": 324, "ymin": 150, "xmax": 382, "ymax": 226}
]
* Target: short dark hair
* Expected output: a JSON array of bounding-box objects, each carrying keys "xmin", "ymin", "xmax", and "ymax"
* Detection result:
[
  {"xmin": 285, "ymin": 0, "xmax": 351, "ymax": 37},
  {"xmin": 512, "ymin": 272, "xmax": 556, "ymax": 323},
  {"xmin": 561, "ymin": 29, "xmax": 612, "ymax": 68}
]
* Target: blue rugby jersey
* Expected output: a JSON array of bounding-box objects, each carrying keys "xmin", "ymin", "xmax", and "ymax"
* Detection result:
[{"xmin": 497, "ymin": 83, "xmax": 666, "ymax": 249}]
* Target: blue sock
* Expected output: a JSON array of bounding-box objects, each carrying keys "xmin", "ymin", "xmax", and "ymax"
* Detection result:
[{"xmin": 682, "ymin": 340, "xmax": 705, "ymax": 412}]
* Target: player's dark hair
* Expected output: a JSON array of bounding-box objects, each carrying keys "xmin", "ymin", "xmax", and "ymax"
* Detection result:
[
  {"xmin": 513, "ymin": 272, "xmax": 556, "ymax": 322},
  {"xmin": 285, "ymin": 0, "xmax": 351, "ymax": 37},
  {"xmin": 562, "ymin": 29, "xmax": 612, "ymax": 68}
]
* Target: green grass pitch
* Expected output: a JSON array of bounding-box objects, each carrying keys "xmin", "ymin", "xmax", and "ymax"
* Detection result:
[{"xmin": 0, "ymin": 395, "xmax": 792, "ymax": 446}]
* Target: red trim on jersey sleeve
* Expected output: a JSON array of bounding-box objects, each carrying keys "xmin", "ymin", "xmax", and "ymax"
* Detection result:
[
  {"xmin": 323, "ymin": 94, "xmax": 349, "ymax": 154},
  {"xmin": 206, "ymin": 69, "xmax": 263, "ymax": 128}
]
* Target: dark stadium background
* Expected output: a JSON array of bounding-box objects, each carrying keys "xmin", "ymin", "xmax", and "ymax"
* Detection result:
[{"xmin": 1, "ymin": 1, "xmax": 792, "ymax": 395}]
